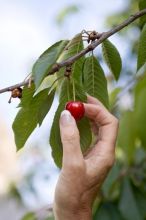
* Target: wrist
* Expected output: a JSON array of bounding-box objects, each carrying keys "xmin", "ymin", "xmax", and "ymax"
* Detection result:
[{"xmin": 53, "ymin": 203, "xmax": 92, "ymax": 220}]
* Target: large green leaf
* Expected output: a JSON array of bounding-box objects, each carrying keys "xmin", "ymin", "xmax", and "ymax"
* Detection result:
[
  {"xmin": 50, "ymin": 78, "xmax": 92, "ymax": 168},
  {"xmin": 134, "ymin": 75, "xmax": 146, "ymax": 148},
  {"xmin": 83, "ymin": 56, "xmax": 109, "ymax": 108},
  {"xmin": 102, "ymin": 39, "xmax": 122, "ymax": 80},
  {"xmin": 117, "ymin": 111, "xmax": 136, "ymax": 164},
  {"xmin": 13, "ymin": 88, "xmax": 53, "ymax": 150},
  {"xmin": 139, "ymin": 0, "xmax": 146, "ymax": 28},
  {"xmin": 137, "ymin": 24, "xmax": 146, "ymax": 71},
  {"xmin": 57, "ymin": 33, "xmax": 84, "ymax": 84},
  {"xmin": 77, "ymin": 116, "xmax": 92, "ymax": 153},
  {"xmin": 50, "ymin": 78, "xmax": 75, "ymax": 167},
  {"xmin": 49, "ymin": 102, "xmax": 64, "ymax": 167},
  {"xmin": 119, "ymin": 178, "xmax": 141, "ymax": 220},
  {"xmin": 32, "ymin": 40, "xmax": 69, "ymax": 89}
]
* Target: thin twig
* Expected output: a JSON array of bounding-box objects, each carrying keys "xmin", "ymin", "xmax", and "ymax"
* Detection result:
[
  {"xmin": 0, "ymin": 79, "xmax": 29, "ymax": 93},
  {"xmin": 0, "ymin": 9, "xmax": 146, "ymax": 94}
]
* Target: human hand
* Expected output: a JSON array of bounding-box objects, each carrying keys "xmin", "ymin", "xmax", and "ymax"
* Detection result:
[{"xmin": 53, "ymin": 96, "xmax": 119, "ymax": 220}]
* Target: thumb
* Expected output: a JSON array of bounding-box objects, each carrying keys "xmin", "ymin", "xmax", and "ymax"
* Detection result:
[{"xmin": 59, "ymin": 110, "xmax": 83, "ymax": 168}]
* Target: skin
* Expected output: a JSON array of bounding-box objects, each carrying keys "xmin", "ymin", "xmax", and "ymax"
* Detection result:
[{"xmin": 53, "ymin": 95, "xmax": 119, "ymax": 220}]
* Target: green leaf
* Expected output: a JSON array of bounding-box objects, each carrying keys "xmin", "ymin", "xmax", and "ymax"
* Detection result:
[
  {"xmin": 83, "ymin": 56, "xmax": 109, "ymax": 108},
  {"xmin": 117, "ymin": 111, "xmax": 136, "ymax": 164},
  {"xmin": 137, "ymin": 24, "xmax": 146, "ymax": 71},
  {"xmin": 77, "ymin": 116, "xmax": 92, "ymax": 153},
  {"xmin": 32, "ymin": 40, "xmax": 69, "ymax": 89},
  {"xmin": 50, "ymin": 78, "xmax": 92, "ymax": 168},
  {"xmin": 13, "ymin": 88, "xmax": 50, "ymax": 150},
  {"xmin": 35, "ymin": 75, "xmax": 56, "ymax": 95},
  {"xmin": 59, "ymin": 77, "xmax": 87, "ymax": 103},
  {"xmin": 49, "ymin": 102, "xmax": 64, "ymax": 167},
  {"xmin": 59, "ymin": 78, "xmax": 72, "ymax": 103},
  {"xmin": 50, "ymin": 79, "xmax": 73, "ymax": 167},
  {"xmin": 102, "ymin": 39, "xmax": 122, "ymax": 80},
  {"xmin": 134, "ymin": 75, "xmax": 146, "ymax": 148},
  {"xmin": 38, "ymin": 88, "xmax": 56, "ymax": 126},
  {"xmin": 139, "ymin": 0, "xmax": 146, "ymax": 28},
  {"xmin": 109, "ymin": 87, "xmax": 121, "ymax": 110},
  {"xmin": 57, "ymin": 33, "xmax": 84, "ymax": 84},
  {"xmin": 13, "ymin": 108, "xmax": 38, "ymax": 150},
  {"xmin": 18, "ymin": 84, "xmax": 35, "ymax": 108},
  {"xmin": 119, "ymin": 178, "xmax": 141, "ymax": 220}
]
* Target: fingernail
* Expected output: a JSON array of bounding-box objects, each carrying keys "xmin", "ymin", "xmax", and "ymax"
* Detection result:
[{"xmin": 60, "ymin": 110, "xmax": 74, "ymax": 126}]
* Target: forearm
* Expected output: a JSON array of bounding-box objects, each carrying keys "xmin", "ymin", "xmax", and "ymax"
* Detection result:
[{"xmin": 54, "ymin": 204, "xmax": 92, "ymax": 220}]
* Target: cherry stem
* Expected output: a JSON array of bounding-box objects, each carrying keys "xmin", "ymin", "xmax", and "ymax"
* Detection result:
[
  {"xmin": 72, "ymin": 80, "xmax": 76, "ymax": 101},
  {"xmin": 67, "ymin": 78, "xmax": 70, "ymax": 101}
]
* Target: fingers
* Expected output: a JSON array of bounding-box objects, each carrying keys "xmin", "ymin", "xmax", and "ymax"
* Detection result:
[
  {"xmin": 87, "ymin": 95, "xmax": 105, "ymax": 108},
  {"xmin": 84, "ymin": 96, "xmax": 118, "ymax": 177},
  {"xmin": 84, "ymin": 102, "xmax": 118, "ymax": 151},
  {"xmin": 59, "ymin": 110, "xmax": 83, "ymax": 168}
]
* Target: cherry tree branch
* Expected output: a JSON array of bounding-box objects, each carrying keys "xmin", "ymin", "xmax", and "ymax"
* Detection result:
[{"xmin": 0, "ymin": 9, "xmax": 146, "ymax": 94}]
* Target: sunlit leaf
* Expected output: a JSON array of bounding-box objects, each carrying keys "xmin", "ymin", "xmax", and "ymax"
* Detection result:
[
  {"xmin": 102, "ymin": 39, "xmax": 122, "ymax": 80},
  {"xmin": 35, "ymin": 75, "xmax": 56, "ymax": 95},
  {"xmin": 32, "ymin": 40, "xmax": 69, "ymax": 89}
]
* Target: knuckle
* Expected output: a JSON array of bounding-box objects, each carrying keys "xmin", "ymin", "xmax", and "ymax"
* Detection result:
[
  {"xmin": 68, "ymin": 160, "xmax": 85, "ymax": 172},
  {"xmin": 62, "ymin": 130, "xmax": 79, "ymax": 143}
]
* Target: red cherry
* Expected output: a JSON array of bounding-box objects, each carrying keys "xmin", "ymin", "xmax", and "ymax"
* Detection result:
[{"xmin": 65, "ymin": 101, "xmax": 85, "ymax": 121}]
